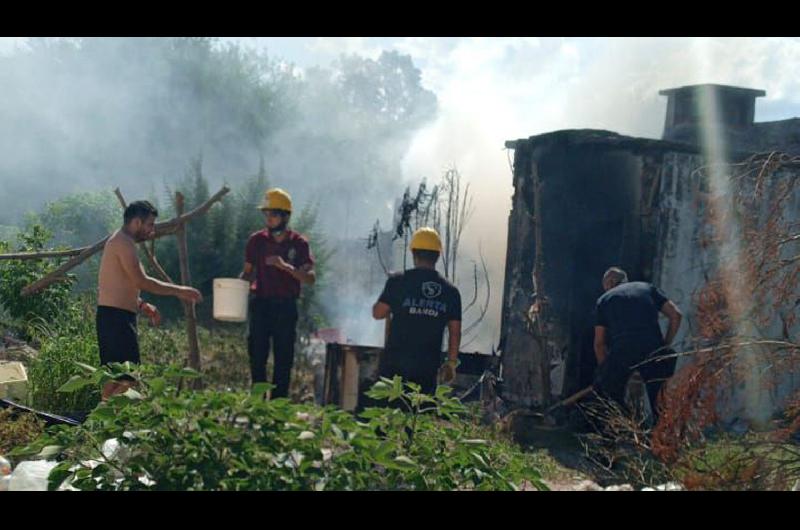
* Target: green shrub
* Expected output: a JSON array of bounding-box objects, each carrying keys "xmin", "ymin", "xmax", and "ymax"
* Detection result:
[
  {"xmin": 0, "ymin": 409, "xmax": 45, "ymax": 455},
  {"xmin": 29, "ymin": 190, "xmax": 119, "ymax": 293},
  {"xmin": 15, "ymin": 366, "xmax": 547, "ymax": 491},
  {"xmin": 26, "ymin": 299, "xmax": 101, "ymax": 415},
  {"xmin": 0, "ymin": 224, "xmax": 75, "ymax": 337}
]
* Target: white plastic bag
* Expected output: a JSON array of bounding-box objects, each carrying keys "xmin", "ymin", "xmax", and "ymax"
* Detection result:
[{"xmin": 8, "ymin": 460, "xmax": 59, "ymax": 491}]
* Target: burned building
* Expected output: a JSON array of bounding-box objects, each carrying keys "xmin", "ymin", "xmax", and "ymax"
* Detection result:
[{"xmin": 500, "ymin": 84, "xmax": 800, "ymax": 423}]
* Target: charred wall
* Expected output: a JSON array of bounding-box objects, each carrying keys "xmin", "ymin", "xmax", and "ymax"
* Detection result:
[{"xmin": 500, "ymin": 130, "xmax": 700, "ymax": 408}]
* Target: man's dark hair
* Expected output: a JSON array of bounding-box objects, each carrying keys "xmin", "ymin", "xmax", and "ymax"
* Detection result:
[
  {"xmin": 412, "ymin": 249, "xmax": 440, "ymax": 265},
  {"xmin": 124, "ymin": 201, "xmax": 158, "ymax": 224}
]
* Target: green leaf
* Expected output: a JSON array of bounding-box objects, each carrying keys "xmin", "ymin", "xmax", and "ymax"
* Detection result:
[
  {"xmin": 298, "ymin": 431, "xmax": 315, "ymax": 440},
  {"xmin": 357, "ymin": 407, "xmax": 387, "ymax": 419},
  {"xmin": 164, "ymin": 366, "xmax": 202, "ymax": 380},
  {"xmin": 394, "ymin": 455, "xmax": 416, "ymax": 467},
  {"xmin": 121, "ymin": 388, "xmax": 144, "ymax": 400},
  {"xmin": 8, "ymin": 437, "xmax": 51, "ymax": 458},
  {"xmin": 365, "ymin": 379, "xmax": 392, "ymax": 399},
  {"xmin": 405, "ymin": 381, "xmax": 422, "ymax": 394},
  {"xmin": 91, "ymin": 405, "xmax": 117, "ymax": 421},
  {"xmin": 47, "ymin": 462, "xmax": 74, "ymax": 491},
  {"xmin": 36, "ymin": 445, "xmax": 63, "ymax": 460},
  {"xmin": 471, "ymin": 452, "xmax": 489, "ymax": 468},
  {"xmin": 250, "ymin": 383, "xmax": 274, "ymax": 396},
  {"xmin": 73, "ymin": 361, "xmax": 98, "ymax": 373},
  {"xmin": 331, "ymin": 424, "xmax": 345, "ymax": 440},
  {"xmin": 391, "ymin": 376, "xmax": 404, "ymax": 400},
  {"xmin": 57, "ymin": 374, "xmax": 94, "ymax": 393},
  {"xmin": 148, "ymin": 377, "xmax": 167, "ymax": 395},
  {"xmin": 435, "ymin": 385, "xmax": 454, "ymax": 399},
  {"xmin": 177, "ymin": 367, "xmax": 202, "ymax": 379}
]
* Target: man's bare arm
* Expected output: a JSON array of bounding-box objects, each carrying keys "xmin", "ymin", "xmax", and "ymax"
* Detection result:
[
  {"xmin": 660, "ymin": 300, "xmax": 683, "ymax": 346},
  {"xmin": 594, "ymin": 326, "xmax": 608, "ymax": 365},
  {"xmin": 118, "ymin": 242, "xmax": 201, "ymax": 302}
]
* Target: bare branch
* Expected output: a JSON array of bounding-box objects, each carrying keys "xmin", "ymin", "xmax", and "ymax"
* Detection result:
[
  {"xmin": 462, "ymin": 244, "xmax": 491, "ymax": 337},
  {"xmin": 463, "ymin": 262, "xmax": 479, "ymax": 313}
]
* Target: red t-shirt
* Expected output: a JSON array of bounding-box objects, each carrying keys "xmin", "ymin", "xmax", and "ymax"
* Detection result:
[{"xmin": 245, "ymin": 229, "xmax": 314, "ymax": 299}]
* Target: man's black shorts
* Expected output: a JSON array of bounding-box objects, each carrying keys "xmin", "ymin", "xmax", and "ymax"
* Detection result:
[{"xmin": 96, "ymin": 305, "xmax": 140, "ymax": 367}]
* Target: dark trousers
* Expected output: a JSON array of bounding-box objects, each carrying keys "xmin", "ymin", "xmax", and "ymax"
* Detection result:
[
  {"xmin": 379, "ymin": 350, "xmax": 439, "ymax": 395},
  {"xmin": 593, "ymin": 346, "xmax": 677, "ymax": 421},
  {"xmin": 359, "ymin": 351, "xmax": 439, "ymax": 411},
  {"xmin": 96, "ymin": 306, "xmax": 140, "ymax": 366},
  {"xmin": 248, "ymin": 297, "xmax": 298, "ymax": 398}
]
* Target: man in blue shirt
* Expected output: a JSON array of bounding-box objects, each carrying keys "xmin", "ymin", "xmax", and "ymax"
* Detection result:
[{"xmin": 593, "ymin": 267, "xmax": 683, "ymax": 420}]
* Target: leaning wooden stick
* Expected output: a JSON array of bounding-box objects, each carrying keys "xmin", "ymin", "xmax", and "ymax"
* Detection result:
[
  {"xmin": 0, "ymin": 248, "xmax": 89, "ymax": 261},
  {"xmin": 20, "ymin": 235, "xmax": 111, "ymax": 297},
  {"xmin": 20, "ymin": 186, "xmax": 230, "ymax": 297}
]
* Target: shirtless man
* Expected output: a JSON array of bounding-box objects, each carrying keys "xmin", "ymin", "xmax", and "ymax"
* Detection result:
[{"xmin": 96, "ymin": 200, "xmax": 202, "ymax": 398}]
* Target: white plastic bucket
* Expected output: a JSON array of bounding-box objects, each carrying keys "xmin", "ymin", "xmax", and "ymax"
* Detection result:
[
  {"xmin": 213, "ymin": 278, "xmax": 250, "ymax": 322},
  {"xmin": 0, "ymin": 361, "xmax": 28, "ymax": 402}
]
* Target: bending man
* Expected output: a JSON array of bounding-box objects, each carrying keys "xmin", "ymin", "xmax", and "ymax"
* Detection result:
[{"xmin": 593, "ymin": 267, "xmax": 682, "ymax": 421}]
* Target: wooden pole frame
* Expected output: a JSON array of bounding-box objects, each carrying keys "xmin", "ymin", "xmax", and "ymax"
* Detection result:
[
  {"xmin": 14, "ymin": 186, "xmax": 230, "ymax": 296},
  {"xmin": 175, "ymin": 192, "xmax": 202, "ymax": 375}
]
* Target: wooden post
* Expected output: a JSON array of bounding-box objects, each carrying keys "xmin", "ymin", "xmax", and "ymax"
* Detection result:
[{"xmin": 175, "ymin": 192, "xmax": 201, "ymax": 376}]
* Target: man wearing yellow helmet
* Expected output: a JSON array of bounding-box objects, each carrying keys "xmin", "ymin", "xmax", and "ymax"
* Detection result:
[
  {"xmin": 240, "ymin": 188, "xmax": 316, "ymax": 398},
  {"xmin": 372, "ymin": 227, "xmax": 462, "ymax": 396}
]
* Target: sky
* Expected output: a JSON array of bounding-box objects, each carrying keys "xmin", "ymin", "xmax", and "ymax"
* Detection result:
[
  {"xmin": 209, "ymin": 37, "xmax": 800, "ymax": 258},
  {"xmin": 3, "ymin": 36, "xmax": 799, "ymax": 349},
  {"xmin": 208, "ymin": 37, "xmax": 800, "ymax": 348}
]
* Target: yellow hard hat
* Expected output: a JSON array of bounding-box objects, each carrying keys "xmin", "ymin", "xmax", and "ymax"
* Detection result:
[
  {"xmin": 258, "ymin": 188, "xmax": 292, "ymax": 212},
  {"xmin": 409, "ymin": 227, "xmax": 442, "ymax": 252}
]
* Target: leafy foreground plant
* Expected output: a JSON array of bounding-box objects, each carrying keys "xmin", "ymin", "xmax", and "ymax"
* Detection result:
[
  {"xmin": 0, "ymin": 224, "xmax": 75, "ymax": 339},
  {"xmin": 0, "ymin": 409, "xmax": 46, "ymax": 455},
  {"xmin": 25, "ymin": 295, "xmax": 102, "ymax": 416},
  {"xmin": 12, "ymin": 365, "xmax": 547, "ymax": 491}
]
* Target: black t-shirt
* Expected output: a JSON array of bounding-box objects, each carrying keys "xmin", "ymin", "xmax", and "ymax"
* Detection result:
[
  {"xmin": 595, "ymin": 281, "xmax": 668, "ymax": 355},
  {"xmin": 379, "ymin": 268, "xmax": 462, "ymax": 371}
]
